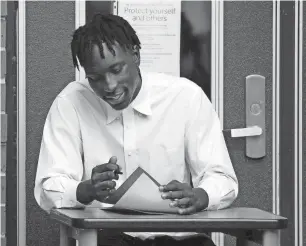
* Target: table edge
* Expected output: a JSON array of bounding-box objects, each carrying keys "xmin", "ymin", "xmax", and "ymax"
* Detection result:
[{"xmin": 50, "ymin": 209, "xmax": 288, "ymax": 230}]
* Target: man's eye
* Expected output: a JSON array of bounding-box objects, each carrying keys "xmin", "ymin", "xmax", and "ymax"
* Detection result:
[
  {"xmin": 87, "ymin": 77, "xmax": 98, "ymax": 82},
  {"xmin": 112, "ymin": 66, "xmax": 123, "ymax": 74}
]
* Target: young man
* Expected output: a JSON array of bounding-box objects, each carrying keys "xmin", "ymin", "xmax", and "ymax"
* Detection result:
[{"xmin": 34, "ymin": 14, "xmax": 238, "ymax": 246}]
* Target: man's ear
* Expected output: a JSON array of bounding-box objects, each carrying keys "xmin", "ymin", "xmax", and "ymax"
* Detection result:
[{"xmin": 131, "ymin": 46, "xmax": 140, "ymax": 66}]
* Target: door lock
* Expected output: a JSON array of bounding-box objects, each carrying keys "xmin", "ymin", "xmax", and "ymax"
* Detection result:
[{"xmin": 224, "ymin": 75, "xmax": 266, "ymax": 159}]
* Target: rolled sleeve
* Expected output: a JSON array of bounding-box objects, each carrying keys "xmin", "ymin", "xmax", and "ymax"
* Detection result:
[
  {"xmin": 34, "ymin": 96, "xmax": 86, "ymax": 212},
  {"xmin": 185, "ymin": 86, "xmax": 239, "ymax": 211},
  {"xmin": 199, "ymin": 176, "xmax": 237, "ymax": 210},
  {"xmin": 40, "ymin": 177, "xmax": 86, "ymax": 211},
  {"xmin": 199, "ymin": 177, "xmax": 221, "ymax": 210}
]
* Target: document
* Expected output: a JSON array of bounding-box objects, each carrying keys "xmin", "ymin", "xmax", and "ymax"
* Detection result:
[
  {"xmin": 102, "ymin": 167, "xmax": 178, "ymax": 214},
  {"xmin": 117, "ymin": 0, "xmax": 181, "ymax": 76}
]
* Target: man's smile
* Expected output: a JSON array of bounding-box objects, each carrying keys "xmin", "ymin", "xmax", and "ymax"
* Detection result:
[{"xmin": 104, "ymin": 91, "xmax": 125, "ymax": 104}]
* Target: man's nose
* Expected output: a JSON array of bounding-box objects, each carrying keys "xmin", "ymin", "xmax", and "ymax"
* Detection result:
[{"xmin": 104, "ymin": 74, "xmax": 118, "ymax": 92}]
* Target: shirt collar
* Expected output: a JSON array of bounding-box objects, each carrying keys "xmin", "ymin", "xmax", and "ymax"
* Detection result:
[
  {"xmin": 130, "ymin": 69, "xmax": 152, "ymax": 116},
  {"xmin": 78, "ymin": 79, "xmax": 119, "ymax": 125},
  {"xmin": 105, "ymin": 104, "xmax": 122, "ymax": 125},
  {"xmin": 105, "ymin": 68, "xmax": 152, "ymax": 125}
]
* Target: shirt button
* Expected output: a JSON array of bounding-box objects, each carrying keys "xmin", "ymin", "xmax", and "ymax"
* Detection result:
[
  {"xmin": 128, "ymin": 152, "xmax": 132, "ymax": 156},
  {"xmin": 116, "ymin": 117, "xmax": 120, "ymax": 120}
]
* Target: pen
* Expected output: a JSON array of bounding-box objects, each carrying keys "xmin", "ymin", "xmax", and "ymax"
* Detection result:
[
  {"xmin": 113, "ymin": 169, "xmax": 123, "ymax": 175},
  {"xmin": 104, "ymin": 170, "xmax": 122, "ymax": 201}
]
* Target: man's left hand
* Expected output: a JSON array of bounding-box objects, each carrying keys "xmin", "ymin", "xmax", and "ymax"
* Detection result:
[{"xmin": 159, "ymin": 180, "xmax": 209, "ymax": 215}]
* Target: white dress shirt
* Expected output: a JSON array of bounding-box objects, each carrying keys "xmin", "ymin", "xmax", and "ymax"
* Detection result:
[{"xmin": 34, "ymin": 70, "xmax": 238, "ymax": 240}]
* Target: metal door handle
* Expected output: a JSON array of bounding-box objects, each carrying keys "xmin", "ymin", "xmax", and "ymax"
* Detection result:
[
  {"xmin": 224, "ymin": 75, "xmax": 266, "ymax": 159},
  {"xmin": 224, "ymin": 125, "xmax": 262, "ymax": 138}
]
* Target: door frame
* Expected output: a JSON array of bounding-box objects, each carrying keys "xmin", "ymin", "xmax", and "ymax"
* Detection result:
[
  {"xmin": 297, "ymin": 1, "xmax": 303, "ymax": 246},
  {"xmin": 72, "ymin": 1, "xmax": 304, "ymax": 246},
  {"xmin": 17, "ymin": 0, "xmax": 26, "ymax": 246},
  {"xmin": 4, "ymin": 1, "xmax": 27, "ymax": 246},
  {"xmin": 278, "ymin": 1, "xmax": 304, "ymax": 246},
  {"xmin": 73, "ymin": 1, "xmax": 278, "ymax": 246},
  {"xmin": 210, "ymin": 2, "xmax": 225, "ymax": 245},
  {"xmin": 74, "ymin": 1, "xmax": 227, "ymax": 244},
  {"xmin": 75, "ymin": 0, "xmax": 86, "ymax": 82}
]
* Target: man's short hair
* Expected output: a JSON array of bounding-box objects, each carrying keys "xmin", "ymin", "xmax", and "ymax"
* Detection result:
[{"xmin": 71, "ymin": 14, "xmax": 141, "ymax": 70}]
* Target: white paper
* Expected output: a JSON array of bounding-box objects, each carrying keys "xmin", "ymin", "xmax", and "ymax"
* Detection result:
[
  {"xmin": 113, "ymin": 173, "xmax": 178, "ymax": 213},
  {"xmin": 117, "ymin": 0, "xmax": 181, "ymax": 76}
]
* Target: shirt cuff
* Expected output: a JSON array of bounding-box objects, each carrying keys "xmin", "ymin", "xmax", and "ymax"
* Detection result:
[
  {"xmin": 61, "ymin": 178, "xmax": 89, "ymax": 208},
  {"xmin": 42, "ymin": 177, "xmax": 88, "ymax": 209},
  {"xmin": 198, "ymin": 179, "xmax": 221, "ymax": 210}
]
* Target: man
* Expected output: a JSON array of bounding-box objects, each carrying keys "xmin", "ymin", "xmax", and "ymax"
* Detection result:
[{"xmin": 35, "ymin": 14, "xmax": 238, "ymax": 246}]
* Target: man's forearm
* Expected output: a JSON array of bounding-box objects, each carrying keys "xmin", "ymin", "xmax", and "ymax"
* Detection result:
[{"xmin": 76, "ymin": 179, "xmax": 95, "ymax": 204}]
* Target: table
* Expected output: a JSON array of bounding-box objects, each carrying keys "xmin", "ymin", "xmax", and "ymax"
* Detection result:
[{"xmin": 50, "ymin": 207, "xmax": 287, "ymax": 246}]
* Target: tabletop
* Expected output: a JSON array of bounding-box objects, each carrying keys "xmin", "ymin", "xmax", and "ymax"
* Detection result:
[{"xmin": 50, "ymin": 207, "xmax": 287, "ymax": 232}]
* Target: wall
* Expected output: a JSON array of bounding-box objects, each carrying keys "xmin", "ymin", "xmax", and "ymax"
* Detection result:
[
  {"xmin": 26, "ymin": 2, "xmax": 75, "ymax": 245},
  {"xmin": 1, "ymin": 1, "xmax": 7, "ymax": 245}
]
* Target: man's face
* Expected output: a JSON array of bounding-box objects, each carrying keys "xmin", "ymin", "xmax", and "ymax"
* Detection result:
[{"xmin": 84, "ymin": 42, "xmax": 141, "ymax": 110}]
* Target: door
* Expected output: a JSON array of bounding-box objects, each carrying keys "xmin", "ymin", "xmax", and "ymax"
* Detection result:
[
  {"xmin": 76, "ymin": 1, "xmax": 306, "ymax": 246},
  {"xmin": 221, "ymin": 2, "xmax": 275, "ymax": 246},
  {"xmin": 83, "ymin": 1, "xmax": 298, "ymax": 246},
  {"xmin": 222, "ymin": 2, "xmax": 301, "ymax": 246},
  {"xmin": 83, "ymin": 1, "xmax": 284, "ymax": 246}
]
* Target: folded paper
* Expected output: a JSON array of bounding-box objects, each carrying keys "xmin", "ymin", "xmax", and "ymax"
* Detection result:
[{"xmin": 102, "ymin": 167, "xmax": 178, "ymax": 214}]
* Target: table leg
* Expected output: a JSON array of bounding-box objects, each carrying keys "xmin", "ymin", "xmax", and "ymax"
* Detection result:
[
  {"xmin": 60, "ymin": 224, "xmax": 75, "ymax": 246},
  {"xmin": 78, "ymin": 229, "xmax": 98, "ymax": 246},
  {"xmin": 236, "ymin": 237, "xmax": 252, "ymax": 246},
  {"xmin": 262, "ymin": 230, "xmax": 280, "ymax": 246}
]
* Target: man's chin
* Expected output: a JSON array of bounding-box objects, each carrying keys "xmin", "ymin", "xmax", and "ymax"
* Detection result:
[{"xmin": 109, "ymin": 101, "xmax": 129, "ymax": 111}]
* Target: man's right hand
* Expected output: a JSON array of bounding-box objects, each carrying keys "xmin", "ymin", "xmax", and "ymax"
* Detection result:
[{"xmin": 76, "ymin": 156, "xmax": 121, "ymax": 204}]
